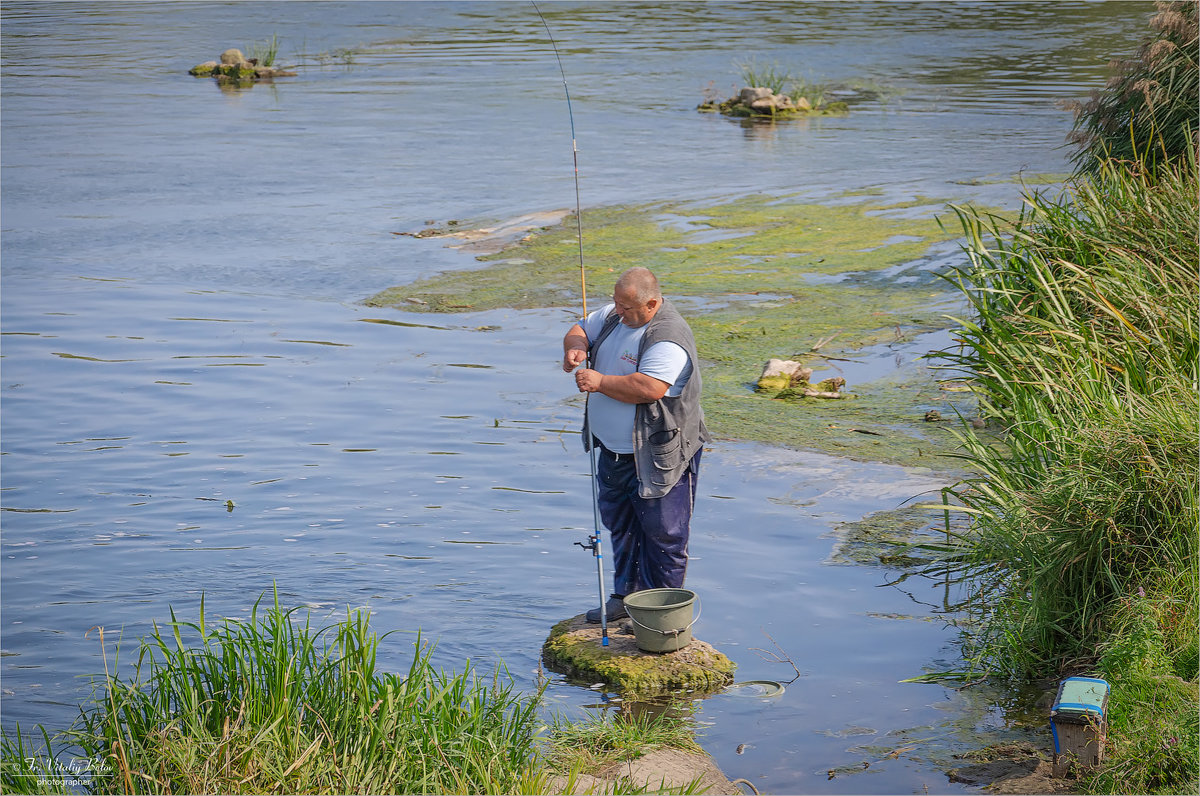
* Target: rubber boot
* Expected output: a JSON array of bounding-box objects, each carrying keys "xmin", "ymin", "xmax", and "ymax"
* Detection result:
[{"xmin": 586, "ymin": 594, "xmax": 627, "ymax": 623}]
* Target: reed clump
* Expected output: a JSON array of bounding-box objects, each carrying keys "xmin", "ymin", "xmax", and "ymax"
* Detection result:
[
  {"xmin": 939, "ymin": 154, "xmax": 1197, "ymax": 675},
  {"xmin": 934, "ymin": 4, "xmax": 1198, "ymax": 792},
  {"xmin": 1068, "ymin": 1, "xmax": 1198, "ymax": 176},
  {"xmin": 247, "ymin": 34, "xmax": 279, "ymax": 67},
  {"xmin": 939, "ymin": 157, "xmax": 1198, "ymax": 796}
]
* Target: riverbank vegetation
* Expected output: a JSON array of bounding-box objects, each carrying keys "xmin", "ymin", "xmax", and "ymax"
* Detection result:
[
  {"xmin": 933, "ymin": 3, "xmax": 1198, "ymax": 792},
  {"xmin": 0, "ymin": 595, "xmax": 704, "ymax": 795}
]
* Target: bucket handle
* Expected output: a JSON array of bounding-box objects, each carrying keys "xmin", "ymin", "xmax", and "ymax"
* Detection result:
[{"xmin": 626, "ymin": 597, "xmax": 701, "ymax": 637}]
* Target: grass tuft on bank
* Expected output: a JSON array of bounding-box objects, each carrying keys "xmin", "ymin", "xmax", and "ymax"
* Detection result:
[{"xmin": 542, "ymin": 709, "xmax": 701, "ymax": 774}]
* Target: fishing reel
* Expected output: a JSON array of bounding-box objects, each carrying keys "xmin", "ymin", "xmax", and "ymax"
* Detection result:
[{"xmin": 574, "ymin": 537, "xmax": 597, "ymax": 553}]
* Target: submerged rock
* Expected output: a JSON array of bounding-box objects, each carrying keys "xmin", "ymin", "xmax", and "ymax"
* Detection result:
[
  {"xmin": 542, "ymin": 614, "xmax": 735, "ymax": 697},
  {"xmin": 813, "ymin": 376, "xmax": 846, "ymax": 394},
  {"xmin": 946, "ymin": 741, "xmax": 1075, "ymax": 794}
]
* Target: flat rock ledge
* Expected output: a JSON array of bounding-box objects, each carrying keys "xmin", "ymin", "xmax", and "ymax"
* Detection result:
[
  {"xmin": 542, "ymin": 614, "xmax": 736, "ymax": 697},
  {"xmin": 549, "ymin": 747, "xmax": 743, "ymax": 795}
]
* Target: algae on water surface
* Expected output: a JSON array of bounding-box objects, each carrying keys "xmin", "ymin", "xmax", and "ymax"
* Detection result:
[{"xmin": 368, "ymin": 191, "xmax": 991, "ymax": 469}]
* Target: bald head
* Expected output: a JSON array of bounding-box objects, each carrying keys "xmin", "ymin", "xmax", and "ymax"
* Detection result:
[
  {"xmin": 615, "ymin": 267, "xmax": 661, "ymax": 305},
  {"xmin": 611, "ymin": 268, "xmax": 664, "ymax": 328}
]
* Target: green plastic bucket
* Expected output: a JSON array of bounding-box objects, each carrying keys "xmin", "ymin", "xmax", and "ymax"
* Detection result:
[{"xmin": 623, "ymin": 588, "xmax": 698, "ymax": 653}]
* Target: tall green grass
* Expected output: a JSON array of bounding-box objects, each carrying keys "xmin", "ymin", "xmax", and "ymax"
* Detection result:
[
  {"xmin": 1088, "ymin": 589, "xmax": 1199, "ymax": 794},
  {"xmin": 3, "ymin": 592, "xmax": 546, "ymax": 794},
  {"xmin": 0, "ymin": 593, "xmax": 713, "ymax": 795},
  {"xmin": 938, "ymin": 154, "xmax": 1198, "ymax": 677},
  {"xmin": 932, "ymin": 13, "xmax": 1199, "ymax": 786}
]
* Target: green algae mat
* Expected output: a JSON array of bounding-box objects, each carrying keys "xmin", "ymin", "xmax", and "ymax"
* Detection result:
[{"xmin": 367, "ymin": 191, "xmax": 995, "ymax": 470}]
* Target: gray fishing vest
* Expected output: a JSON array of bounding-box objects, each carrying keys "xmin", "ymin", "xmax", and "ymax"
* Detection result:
[{"xmin": 582, "ymin": 299, "xmax": 710, "ymax": 498}]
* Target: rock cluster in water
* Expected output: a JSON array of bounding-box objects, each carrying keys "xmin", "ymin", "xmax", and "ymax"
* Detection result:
[
  {"xmin": 699, "ymin": 85, "xmax": 849, "ymax": 118},
  {"xmin": 757, "ymin": 358, "xmax": 847, "ymax": 399},
  {"xmin": 189, "ymin": 49, "xmax": 296, "ymax": 85}
]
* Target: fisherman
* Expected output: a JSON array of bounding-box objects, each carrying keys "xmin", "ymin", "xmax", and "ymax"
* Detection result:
[{"xmin": 561, "ymin": 267, "xmax": 710, "ymax": 622}]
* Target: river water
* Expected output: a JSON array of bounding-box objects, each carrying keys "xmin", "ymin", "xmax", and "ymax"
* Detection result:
[{"xmin": 1, "ymin": 2, "xmax": 1152, "ymax": 792}]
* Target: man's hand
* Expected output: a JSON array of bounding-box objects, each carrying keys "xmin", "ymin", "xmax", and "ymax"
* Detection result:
[
  {"xmin": 563, "ymin": 347, "xmax": 587, "ymax": 372},
  {"xmin": 562, "ymin": 324, "xmax": 589, "ymax": 372},
  {"xmin": 575, "ymin": 367, "xmax": 603, "ymax": 392}
]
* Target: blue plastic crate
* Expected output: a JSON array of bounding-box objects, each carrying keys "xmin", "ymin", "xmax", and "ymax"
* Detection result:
[{"xmin": 1051, "ymin": 676, "xmax": 1109, "ymax": 725}]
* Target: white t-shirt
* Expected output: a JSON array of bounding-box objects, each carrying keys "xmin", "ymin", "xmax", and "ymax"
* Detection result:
[{"xmin": 580, "ymin": 304, "xmax": 692, "ymax": 453}]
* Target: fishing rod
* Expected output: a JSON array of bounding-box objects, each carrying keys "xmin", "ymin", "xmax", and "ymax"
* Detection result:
[{"xmin": 532, "ymin": 0, "xmax": 609, "ymax": 647}]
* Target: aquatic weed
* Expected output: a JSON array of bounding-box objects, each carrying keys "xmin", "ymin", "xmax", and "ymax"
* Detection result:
[
  {"xmin": 736, "ymin": 58, "xmax": 791, "ymax": 95},
  {"xmin": 368, "ymin": 191, "xmax": 984, "ymax": 467},
  {"xmin": 247, "ymin": 34, "xmax": 279, "ymax": 67}
]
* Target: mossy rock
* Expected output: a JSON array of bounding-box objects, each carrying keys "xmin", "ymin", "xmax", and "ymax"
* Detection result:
[
  {"xmin": 755, "ymin": 373, "xmax": 792, "ymax": 393},
  {"xmin": 213, "ymin": 62, "xmax": 257, "ymax": 80},
  {"xmin": 543, "ymin": 615, "xmax": 735, "ymax": 697}
]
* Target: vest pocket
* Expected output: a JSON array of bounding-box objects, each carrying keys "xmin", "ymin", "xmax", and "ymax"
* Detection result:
[{"xmin": 649, "ymin": 427, "xmax": 683, "ymax": 471}]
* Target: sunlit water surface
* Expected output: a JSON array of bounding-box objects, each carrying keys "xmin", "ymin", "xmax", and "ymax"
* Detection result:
[{"xmin": 2, "ymin": 2, "xmax": 1153, "ymax": 792}]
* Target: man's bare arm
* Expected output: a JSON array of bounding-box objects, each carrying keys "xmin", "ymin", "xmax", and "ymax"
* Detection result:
[{"xmin": 575, "ymin": 369, "xmax": 669, "ymax": 403}]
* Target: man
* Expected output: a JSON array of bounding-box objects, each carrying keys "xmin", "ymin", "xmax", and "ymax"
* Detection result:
[{"xmin": 561, "ymin": 267, "xmax": 709, "ymax": 623}]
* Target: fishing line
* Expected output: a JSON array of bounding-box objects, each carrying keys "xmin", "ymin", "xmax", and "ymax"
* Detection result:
[{"xmin": 532, "ymin": 0, "xmax": 609, "ymax": 646}]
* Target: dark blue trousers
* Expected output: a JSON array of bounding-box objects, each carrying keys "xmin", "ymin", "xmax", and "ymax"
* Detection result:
[{"xmin": 595, "ymin": 448, "xmax": 701, "ymax": 596}]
